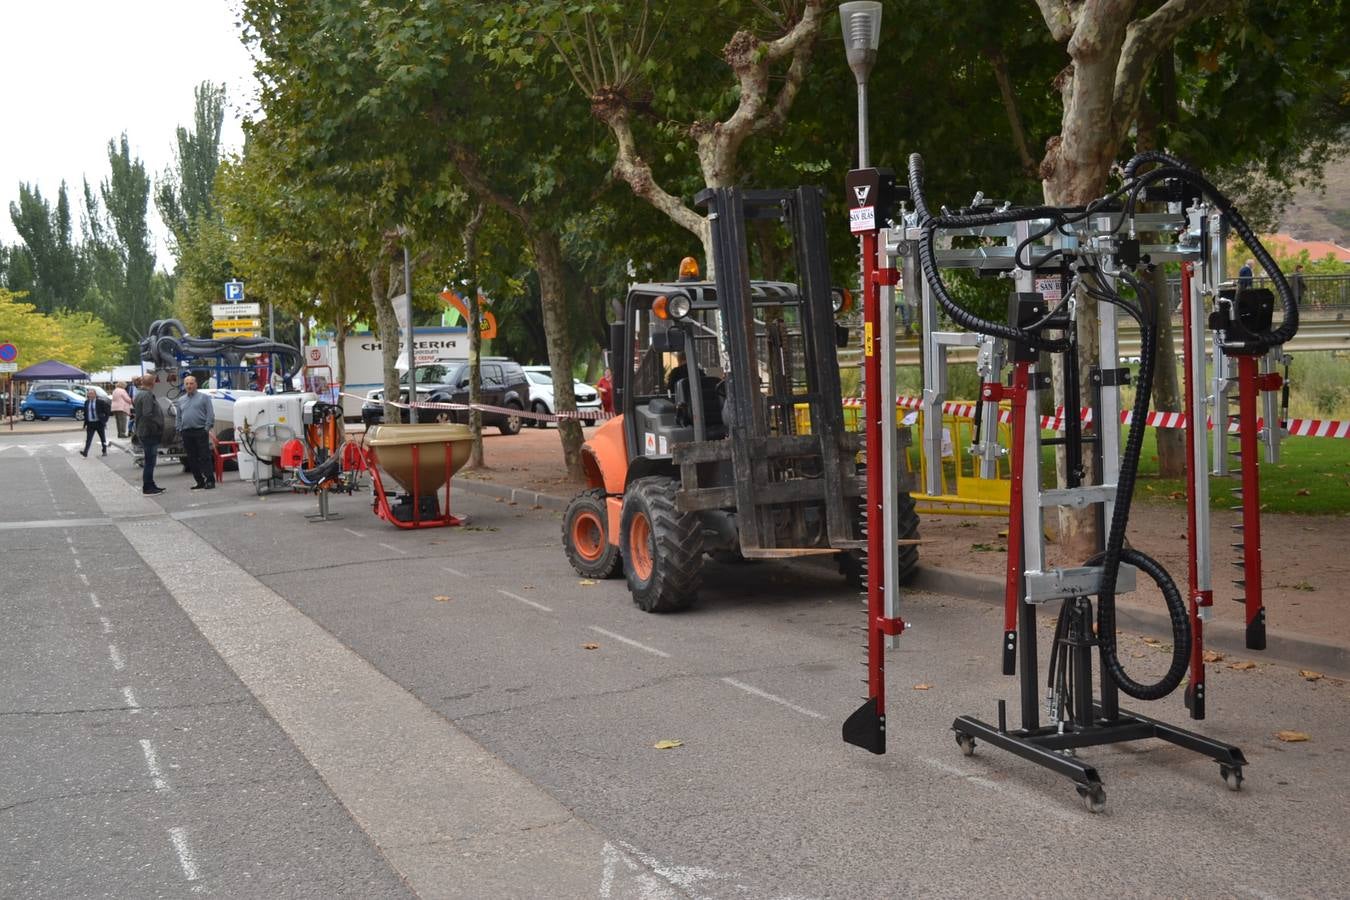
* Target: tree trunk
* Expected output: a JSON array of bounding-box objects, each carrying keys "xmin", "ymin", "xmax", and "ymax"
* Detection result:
[
  {"xmin": 463, "ymin": 203, "xmax": 486, "ymax": 468},
  {"xmin": 1150, "ymin": 263, "xmax": 1186, "ymax": 477},
  {"xmin": 369, "ymin": 260, "xmax": 402, "ymax": 424},
  {"xmin": 529, "ymin": 226, "xmax": 584, "ymax": 479},
  {"xmin": 335, "ymin": 316, "xmax": 348, "ymax": 407}
]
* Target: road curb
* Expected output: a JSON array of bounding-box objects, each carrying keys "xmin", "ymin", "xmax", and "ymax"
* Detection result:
[
  {"xmin": 912, "ymin": 566, "xmax": 1350, "ymax": 678},
  {"xmin": 455, "ymin": 477, "xmax": 569, "ymax": 512}
]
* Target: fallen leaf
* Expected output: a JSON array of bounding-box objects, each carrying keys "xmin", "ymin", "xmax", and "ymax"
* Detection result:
[
  {"xmin": 433, "ymin": 595, "xmax": 452, "ymax": 603},
  {"xmin": 1142, "ymin": 636, "xmax": 1162, "ymax": 645},
  {"xmin": 582, "ymin": 642, "xmax": 600, "ymax": 650},
  {"xmin": 1295, "ymin": 488, "xmax": 1311, "ymax": 497},
  {"xmin": 243, "ymin": 512, "xmax": 256, "ymax": 518},
  {"xmin": 579, "ymin": 579, "xmax": 597, "ymax": 586},
  {"xmin": 1203, "ymin": 650, "xmax": 1225, "ymax": 663},
  {"xmin": 1275, "ymin": 730, "xmax": 1310, "ymax": 743},
  {"xmin": 1299, "ymin": 669, "xmax": 1323, "ymax": 682},
  {"xmin": 1168, "ymin": 490, "xmax": 1186, "ymax": 500},
  {"xmin": 1228, "ymin": 660, "xmax": 1257, "ymax": 670},
  {"xmin": 653, "ymin": 739, "xmax": 683, "ymax": 750},
  {"xmin": 913, "ymin": 683, "xmax": 932, "ymax": 691},
  {"xmin": 1131, "ymin": 651, "xmax": 1147, "ymax": 658}
]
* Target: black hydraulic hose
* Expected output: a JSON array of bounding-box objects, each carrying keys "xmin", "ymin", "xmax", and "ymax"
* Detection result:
[
  {"xmin": 908, "ymin": 154, "xmax": 1071, "ymax": 352},
  {"xmin": 1093, "ymin": 268, "xmax": 1189, "ymax": 699}
]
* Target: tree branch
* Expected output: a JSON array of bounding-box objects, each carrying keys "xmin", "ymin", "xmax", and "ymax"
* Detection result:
[
  {"xmin": 1035, "ymin": 0, "xmax": 1079, "ymax": 43},
  {"xmin": 1112, "ymin": 0, "xmax": 1229, "ymax": 146},
  {"xmin": 989, "ymin": 49, "xmax": 1039, "ymax": 177},
  {"xmin": 448, "ymin": 141, "xmax": 530, "ymax": 228},
  {"xmin": 603, "ymin": 107, "xmax": 707, "ymax": 240}
]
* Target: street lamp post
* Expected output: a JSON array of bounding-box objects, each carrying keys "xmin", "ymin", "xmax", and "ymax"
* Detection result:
[{"xmin": 840, "ymin": 1, "xmax": 883, "ymax": 168}]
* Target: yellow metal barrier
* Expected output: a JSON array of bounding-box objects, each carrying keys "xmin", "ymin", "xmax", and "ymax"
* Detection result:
[{"xmin": 793, "ymin": 401, "xmax": 1011, "ymax": 517}]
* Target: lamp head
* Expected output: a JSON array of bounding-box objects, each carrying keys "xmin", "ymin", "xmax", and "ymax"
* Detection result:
[{"xmin": 840, "ymin": 2, "xmax": 883, "ymax": 83}]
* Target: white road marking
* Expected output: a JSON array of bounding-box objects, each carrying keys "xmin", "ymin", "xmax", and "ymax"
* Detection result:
[
  {"xmin": 68, "ymin": 545, "xmax": 77, "ymax": 555},
  {"xmin": 441, "ymin": 565, "xmax": 467, "ymax": 578},
  {"xmin": 107, "ymin": 643, "xmax": 125, "ymax": 671},
  {"xmin": 139, "ymin": 739, "xmax": 169, "ymax": 792},
  {"xmin": 122, "ymin": 686, "xmax": 141, "ymax": 713},
  {"xmin": 168, "ymin": 827, "xmax": 200, "ymax": 882},
  {"xmin": 342, "ymin": 527, "xmax": 364, "ymax": 538},
  {"xmin": 78, "ymin": 573, "xmax": 90, "ymax": 586},
  {"xmin": 720, "ymin": 677, "xmax": 825, "ymax": 720},
  {"xmin": 65, "ymin": 535, "xmax": 74, "ymax": 544},
  {"xmin": 497, "ymin": 589, "xmax": 553, "ymax": 613},
  {"xmin": 603, "ymin": 840, "xmax": 739, "ymax": 899},
  {"xmin": 589, "ymin": 627, "xmax": 670, "ymax": 659},
  {"xmin": 921, "ymin": 757, "xmax": 1076, "ymax": 823},
  {"xmin": 99, "ymin": 616, "xmax": 113, "ymax": 634},
  {"xmin": 72, "ymin": 558, "xmax": 81, "ymax": 570},
  {"xmin": 89, "ymin": 592, "xmax": 101, "ymax": 609},
  {"xmin": 377, "ymin": 542, "xmax": 407, "ymax": 555}
]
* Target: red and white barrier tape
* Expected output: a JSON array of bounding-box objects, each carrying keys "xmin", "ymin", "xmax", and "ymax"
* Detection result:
[
  {"xmin": 842, "ymin": 395, "xmax": 1348, "ymax": 439},
  {"xmin": 341, "ymin": 391, "xmax": 615, "ymax": 424}
]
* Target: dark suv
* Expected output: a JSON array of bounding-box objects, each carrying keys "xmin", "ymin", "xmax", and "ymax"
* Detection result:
[{"xmin": 361, "ymin": 358, "xmax": 530, "ymax": 434}]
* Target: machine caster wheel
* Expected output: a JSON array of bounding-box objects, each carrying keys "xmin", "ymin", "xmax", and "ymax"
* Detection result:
[
  {"xmin": 955, "ymin": 733, "xmax": 976, "ymax": 756},
  {"xmin": 1220, "ymin": 764, "xmax": 1244, "ymax": 792},
  {"xmin": 1076, "ymin": 784, "xmax": 1106, "ymax": 814}
]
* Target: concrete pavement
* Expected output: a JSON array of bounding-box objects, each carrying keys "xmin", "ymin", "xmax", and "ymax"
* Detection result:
[{"xmin": 3, "ymin": 430, "xmax": 1349, "ymax": 897}]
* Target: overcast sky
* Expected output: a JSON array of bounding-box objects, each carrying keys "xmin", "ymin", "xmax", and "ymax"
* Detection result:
[{"xmin": 0, "ymin": 0, "xmax": 256, "ymax": 261}]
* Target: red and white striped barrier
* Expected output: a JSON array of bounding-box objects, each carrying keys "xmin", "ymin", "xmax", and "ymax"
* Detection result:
[
  {"xmin": 844, "ymin": 395, "xmax": 1349, "ymax": 439},
  {"xmin": 342, "ymin": 392, "xmax": 615, "ymax": 425}
]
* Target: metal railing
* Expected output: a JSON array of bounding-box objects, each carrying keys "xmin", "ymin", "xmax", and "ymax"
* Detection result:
[{"xmin": 1166, "ymin": 273, "xmax": 1350, "ymax": 312}]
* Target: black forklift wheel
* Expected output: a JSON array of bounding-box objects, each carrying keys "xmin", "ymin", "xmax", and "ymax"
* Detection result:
[
  {"xmin": 955, "ymin": 733, "xmax": 976, "ymax": 756},
  {"xmin": 1076, "ymin": 783, "xmax": 1107, "ymax": 814},
  {"xmin": 1220, "ymin": 764, "xmax": 1244, "ymax": 792},
  {"xmin": 620, "ymin": 477, "xmax": 703, "ymax": 613},
  {"xmin": 562, "ymin": 487, "xmax": 621, "ymax": 579}
]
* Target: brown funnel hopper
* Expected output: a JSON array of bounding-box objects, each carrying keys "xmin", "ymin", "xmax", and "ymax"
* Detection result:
[{"xmin": 364, "ymin": 423, "xmax": 473, "ymax": 494}]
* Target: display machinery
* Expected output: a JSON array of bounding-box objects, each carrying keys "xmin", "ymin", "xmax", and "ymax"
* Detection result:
[{"xmin": 843, "ymin": 151, "xmax": 1297, "ymax": 811}]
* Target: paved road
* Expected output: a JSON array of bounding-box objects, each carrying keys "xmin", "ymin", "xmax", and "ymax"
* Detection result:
[{"xmin": 3, "ymin": 431, "xmax": 1348, "ymax": 898}]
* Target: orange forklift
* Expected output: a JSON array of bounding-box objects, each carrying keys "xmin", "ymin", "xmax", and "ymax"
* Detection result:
[{"xmin": 562, "ymin": 186, "xmax": 918, "ymax": 611}]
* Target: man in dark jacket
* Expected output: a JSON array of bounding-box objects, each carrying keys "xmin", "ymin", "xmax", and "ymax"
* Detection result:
[
  {"xmin": 132, "ymin": 375, "xmax": 166, "ymax": 494},
  {"xmin": 79, "ymin": 388, "xmax": 112, "ymax": 457}
]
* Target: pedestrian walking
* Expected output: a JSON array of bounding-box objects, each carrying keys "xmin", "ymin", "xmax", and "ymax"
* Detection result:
[
  {"xmin": 1291, "ymin": 264, "xmax": 1306, "ymax": 308},
  {"xmin": 110, "ymin": 381, "xmax": 132, "ymax": 438},
  {"xmin": 596, "ymin": 367, "xmax": 613, "ymax": 414},
  {"xmin": 1238, "ymin": 259, "xmax": 1254, "ymax": 291},
  {"xmin": 175, "ymin": 375, "xmax": 216, "ymax": 490},
  {"xmin": 79, "ymin": 388, "xmax": 111, "ymax": 457},
  {"xmin": 132, "ymin": 375, "xmax": 166, "ymax": 495}
]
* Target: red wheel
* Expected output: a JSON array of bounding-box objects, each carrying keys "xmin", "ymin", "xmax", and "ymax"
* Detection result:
[{"xmin": 561, "ymin": 487, "xmax": 620, "ymax": 578}]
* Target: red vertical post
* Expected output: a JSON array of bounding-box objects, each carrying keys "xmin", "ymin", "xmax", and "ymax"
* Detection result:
[
  {"xmin": 994, "ymin": 363, "xmax": 1029, "ymax": 676},
  {"xmin": 860, "ymin": 231, "xmax": 886, "ymax": 716},
  {"xmin": 1180, "ymin": 262, "xmax": 1209, "ymax": 717},
  {"xmin": 1236, "ymin": 355, "xmax": 1266, "ymax": 650}
]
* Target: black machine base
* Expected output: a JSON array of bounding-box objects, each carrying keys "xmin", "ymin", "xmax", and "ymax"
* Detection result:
[
  {"xmin": 951, "ymin": 704, "xmax": 1248, "ymax": 810},
  {"xmin": 843, "ymin": 697, "xmax": 885, "ymax": 755}
]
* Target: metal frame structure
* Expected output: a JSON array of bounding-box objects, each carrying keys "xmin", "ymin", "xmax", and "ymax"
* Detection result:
[{"xmin": 843, "ymin": 172, "xmax": 1288, "ymax": 808}]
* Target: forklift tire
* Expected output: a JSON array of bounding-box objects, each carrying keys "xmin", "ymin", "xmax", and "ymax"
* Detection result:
[
  {"xmin": 841, "ymin": 491, "xmax": 921, "ymax": 587},
  {"xmin": 562, "ymin": 488, "xmax": 621, "ymax": 579},
  {"xmin": 620, "ymin": 477, "xmax": 703, "ymax": 613}
]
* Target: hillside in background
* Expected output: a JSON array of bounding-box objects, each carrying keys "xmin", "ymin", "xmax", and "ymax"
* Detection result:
[{"xmin": 1280, "ymin": 153, "xmax": 1350, "ymax": 247}]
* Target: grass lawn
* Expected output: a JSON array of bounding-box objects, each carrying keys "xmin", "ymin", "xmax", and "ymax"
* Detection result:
[{"xmin": 1039, "ymin": 429, "xmax": 1350, "ymax": 515}]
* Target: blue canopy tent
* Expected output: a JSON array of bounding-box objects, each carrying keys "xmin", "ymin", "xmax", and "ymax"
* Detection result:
[{"xmin": 13, "ymin": 360, "xmax": 88, "ymax": 380}]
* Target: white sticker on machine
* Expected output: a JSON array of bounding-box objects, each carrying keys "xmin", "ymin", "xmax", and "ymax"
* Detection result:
[
  {"xmin": 849, "ymin": 205, "xmax": 876, "ymax": 234},
  {"xmin": 658, "ymin": 435, "xmax": 668, "ymax": 455},
  {"xmin": 644, "ymin": 432, "xmax": 656, "ymax": 455}
]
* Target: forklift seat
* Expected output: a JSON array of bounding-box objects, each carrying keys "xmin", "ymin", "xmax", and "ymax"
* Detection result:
[{"xmin": 674, "ymin": 376, "xmax": 725, "ymax": 435}]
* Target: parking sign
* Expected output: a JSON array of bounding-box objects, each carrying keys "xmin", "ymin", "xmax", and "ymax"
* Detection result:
[{"xmin": 224, "ymin": 281, "xmax": 245, "ymax": 302}]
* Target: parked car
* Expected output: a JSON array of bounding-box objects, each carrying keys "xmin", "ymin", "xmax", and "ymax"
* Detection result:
[
  {"xmin": 28, "ymin": 381, "xmax": 109, "ymax": 400},
  {"xmin": 361, "ymin": 359, "xmax": 529, "ymax": 435},
  {"xmin": 360, "ymin": 384, "xmax": 439, "ymax": 425},
  {"xmin": 20, "ymin": 388, "xmax": 89, "ymax": 421},
  {"xmin": 521, "ymin": 366, "xmax": 601, "ymax": 427}
]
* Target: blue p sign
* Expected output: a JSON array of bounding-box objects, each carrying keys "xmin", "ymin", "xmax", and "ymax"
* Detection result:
[{"xmin": 225, "ymin": 281, "xmax": 245, "ymax": 302}]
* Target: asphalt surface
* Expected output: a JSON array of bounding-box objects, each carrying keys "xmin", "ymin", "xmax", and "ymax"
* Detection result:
[{"xmin": 3, "ymin": 430, "xmax": 1349, "ymax": 898}]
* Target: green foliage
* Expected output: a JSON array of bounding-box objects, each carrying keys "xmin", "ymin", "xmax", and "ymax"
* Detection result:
[
  {"xmin": 156, "ymin": 82, "xmax": 227, "ymax": 262},
  {"xmin": 6, "ymin": 182, "xmax": 85, "ymax": 314},
  {"xmin": 0, "ymin": 288, "xmax": 125, "ymax": 370}
]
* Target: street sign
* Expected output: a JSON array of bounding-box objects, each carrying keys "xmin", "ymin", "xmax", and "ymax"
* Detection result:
[
  {"xmin": 0, "ymin": 342, "xmax": 17, "ymax": 363},
  {"xmin": 214, "ymin": 331, "xmax": 261, "ymax": 339},
  {"xmin": 213, "ymin": 318, "xmax": 262, "ymax": 330},
  {"xmin": 212, "ymin": 302, "xmax": 261, "ymax": 318},
  {"xmin": 224, "ymin": 280, "xmax": 245, "ymax": 302},
  {"xmin": 0, "ymin": 362, "xmax": 17, "ymax": 373}
]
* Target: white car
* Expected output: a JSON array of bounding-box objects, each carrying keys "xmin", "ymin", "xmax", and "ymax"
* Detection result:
[{"xmin": 522, "ymin": 366, "xmax": 601, "ymax": 427}]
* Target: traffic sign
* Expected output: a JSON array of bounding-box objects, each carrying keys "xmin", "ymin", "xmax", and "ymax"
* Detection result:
[
  {"xmin": 214, "ymin": 331, "xmax": 261, "ymax": 339},
  {"xmin": 213, "ymin": 318, "xmax": 262, "ymax": 330},
  {"xmin": 224, "ymin": 281, "xmax": 245, "ymax": 302},
  {"xmin": 212, "ymin": 302, "xmax": 260, "ymax": 318},
  {"xmin": 0, "ymin": 362, "xmax": 17, "ymax": 373},
  {"xmin": 0, "ymin": 342, "xmax": 17, "ymax": 363}
]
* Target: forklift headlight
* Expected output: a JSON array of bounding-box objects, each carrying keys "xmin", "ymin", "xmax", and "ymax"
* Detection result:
[{"xmin": 668, "ymin": 294, "xmax": 692, "ymax": 319}]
